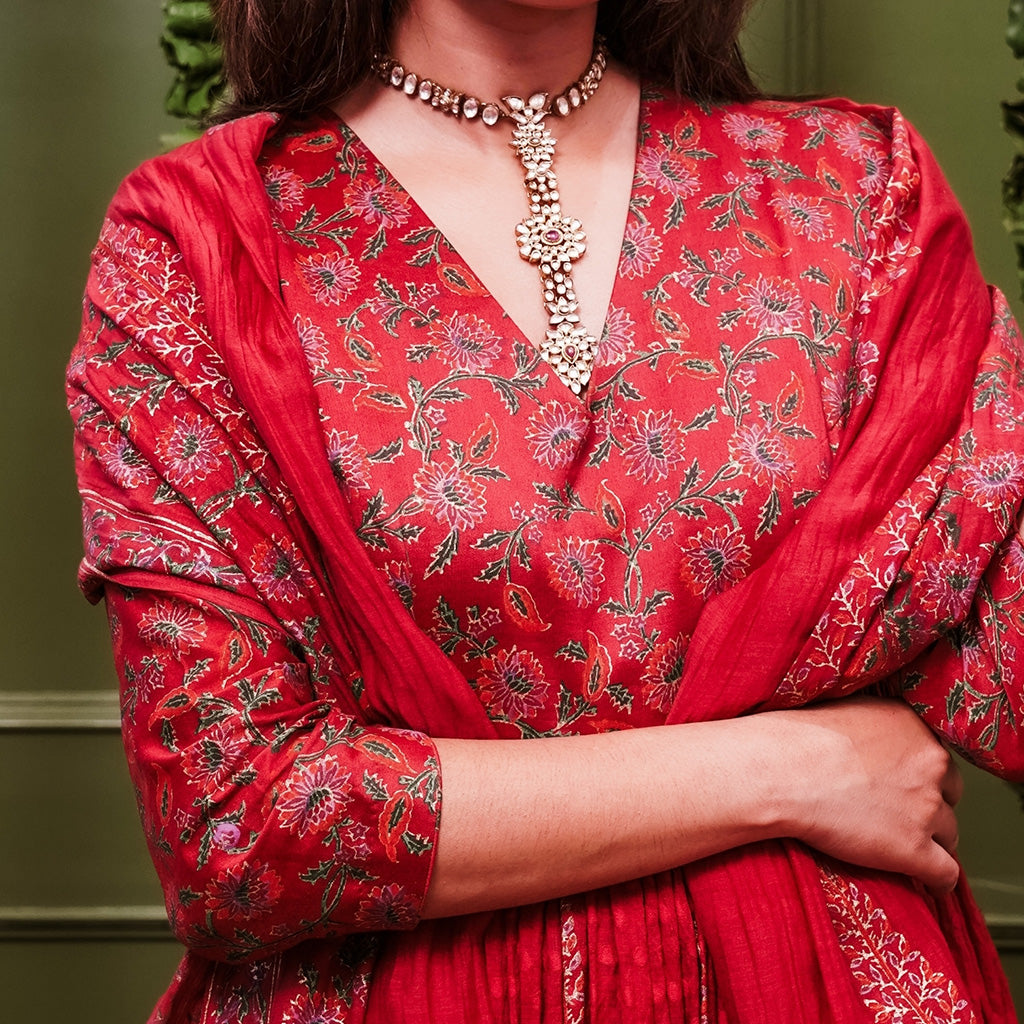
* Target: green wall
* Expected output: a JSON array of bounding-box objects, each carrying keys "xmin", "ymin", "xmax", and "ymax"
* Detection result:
[
  {"xmin": 1, "ymin": 1, "xmax": 1021, "ymax": 1019},
  {"xmin": 2, "ymin": 0, "xmax": 179, "ymax": 692},
  {"xmin": 1, "ymin": 2, "xmax": 186, "ymax": 1018},
  {"xmin": 818, "ymin": 0, "xmax": 1023, "ymax": 317}
]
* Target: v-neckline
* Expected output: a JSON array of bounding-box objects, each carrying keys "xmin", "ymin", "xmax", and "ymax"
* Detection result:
[{"xmin": 316, "ymin": 92, "xmax": 649, "ymax": 403}]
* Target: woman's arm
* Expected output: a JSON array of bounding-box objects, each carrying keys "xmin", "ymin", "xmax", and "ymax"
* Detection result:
[
  {"xmin": 71, "ymin": 212, "xmax": 961, "ymax": 960},
  {"xmin": 899, "ymin": 523, "xmax": 1024, "ymax": 780},
  {"xmin": 106, "ymin": 579, "xmax": 959, "ymax": 955},
  {"xmin": 424, "ymin": 697, "xmax": 961, "ymax": 917}
]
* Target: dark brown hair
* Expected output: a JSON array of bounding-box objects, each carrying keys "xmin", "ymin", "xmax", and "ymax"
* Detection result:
[{"xmin": 212, "ymin": 0, "xmax": 759, "ymax": 121}]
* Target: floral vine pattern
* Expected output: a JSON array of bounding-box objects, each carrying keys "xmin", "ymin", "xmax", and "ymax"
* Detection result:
[
  {"xmin": 821, "ymin": 867, "xmax": 978, "ymax": 1024},
  {"xmin": 68, "ymin": 92, "xmax": 1024, "ymax": 1019}
]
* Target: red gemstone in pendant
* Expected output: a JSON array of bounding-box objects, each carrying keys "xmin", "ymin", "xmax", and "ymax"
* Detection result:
[
  {"xmin": 543, "ymin": 229, "xmax": 563, "ymax": 243},
  {"xmin": 564, "ymin": 345, "xmax": 577, "ymax": 360}
]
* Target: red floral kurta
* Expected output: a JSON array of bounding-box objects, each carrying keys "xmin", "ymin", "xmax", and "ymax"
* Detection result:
[{"xmin": 68, "ymin": 91, "xmax": 1024, "ymax": 1022}]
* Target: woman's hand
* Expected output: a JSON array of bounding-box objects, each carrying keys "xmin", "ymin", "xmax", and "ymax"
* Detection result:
[
  {"xmin": 422, "ymin": 695, "xmax": 961, "ymax": 918},
  {"xmin": 766, "ymin": 696, "xmax": 962, "ymax": 891}
]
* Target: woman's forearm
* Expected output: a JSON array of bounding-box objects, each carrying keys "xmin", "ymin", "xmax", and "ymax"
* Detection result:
[
  {"xmin": 423, "ymin": 718, "xmax": 781, "ymax": 917},
  {"xmin": 422, "ymin": 698, "xmax": 961, "ymax": 918}
]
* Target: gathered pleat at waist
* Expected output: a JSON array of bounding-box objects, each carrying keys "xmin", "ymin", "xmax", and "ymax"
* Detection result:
[
  {"xmin": 367, "ymin": 870, "xmax": 709, "ymax": 1024},
  {"xmin": 170, "ymin": 846, "xmax": 1015, "ymax": 1024}
]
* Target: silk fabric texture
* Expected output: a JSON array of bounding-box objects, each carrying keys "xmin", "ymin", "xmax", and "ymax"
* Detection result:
[{"xmin": 76, "ymin": 97, "xmax": 1024, "ymax": 1022}]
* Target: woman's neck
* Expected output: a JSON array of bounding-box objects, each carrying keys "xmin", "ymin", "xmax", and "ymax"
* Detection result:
[{"xmin": 389, "ymin": 0, "xmax": 600, "ymax": 101}]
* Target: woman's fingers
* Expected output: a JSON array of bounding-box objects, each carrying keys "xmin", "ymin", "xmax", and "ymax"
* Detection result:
[
  {"xmin": 919, "ymin": 840, "xmax": 961, "ymax": 893},
  {"xmin": 930, "ymin": 798, "xmax": 960, "ymax": 857},
  {"xmin": 941, "ymin": 754, "xmax": 964, "ymax": 806}
]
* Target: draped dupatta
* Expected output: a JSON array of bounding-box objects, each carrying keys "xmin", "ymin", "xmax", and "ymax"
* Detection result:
[{"xmin": 106, "ymin": 109, "xmax": 1022, "ymax": 1022}]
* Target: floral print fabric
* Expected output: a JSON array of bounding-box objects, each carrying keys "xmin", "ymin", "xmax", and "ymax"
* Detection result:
[{"xmin": 68, "ymin": 91, "xmax": 1023, "ymax": 1022}]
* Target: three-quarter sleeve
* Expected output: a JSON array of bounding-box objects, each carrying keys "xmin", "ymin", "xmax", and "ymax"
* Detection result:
[
  {"xmin": 900, "ymin": 525, "xmax": 1024, "ymax": 779},
  {"xmin": 68, "ymin": 216, "xmax": 443, "ymax": 962},
  {"xmin": 769, "ymin": 109, "xmax": 1024, "ymax": 777}
]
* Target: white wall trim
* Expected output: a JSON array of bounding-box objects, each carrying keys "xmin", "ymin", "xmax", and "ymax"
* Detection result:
[{"xmin": 0, "ymin": 690, "xmax": 120, "ymax": 731}]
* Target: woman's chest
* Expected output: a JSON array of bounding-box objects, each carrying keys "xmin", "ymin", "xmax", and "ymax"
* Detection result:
[
  {"xmin": 261, "ymin": 100, "xmax": 880, "ymax": 733},
  {"xmin": 292, "ymin": 271, "xmax": 832, "ymax": 734}
]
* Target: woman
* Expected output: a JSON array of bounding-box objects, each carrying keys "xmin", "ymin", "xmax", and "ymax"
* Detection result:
[{"xmin": 67, "ymin": 0, "xmax": 1024, "ymax": 1020}]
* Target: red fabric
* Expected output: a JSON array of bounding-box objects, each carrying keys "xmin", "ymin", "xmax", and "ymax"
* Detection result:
[{"xmin": 68, "ymin": 94, "xmax": 1024, "ymax": 1022}]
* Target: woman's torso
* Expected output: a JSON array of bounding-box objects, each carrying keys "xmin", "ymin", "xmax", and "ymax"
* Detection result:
[{"xmin": 120, "ymin": 92, "xmax": 1013, "ymax": 1023}]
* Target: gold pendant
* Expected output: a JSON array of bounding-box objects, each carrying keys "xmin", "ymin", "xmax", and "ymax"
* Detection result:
[
  {"xmin": 504, "ymin": 93, "xmax": 597, "ymax": 396},
  {"xmin": 373, "ymin": 42, "xmax": 608, "ymax": 395}
]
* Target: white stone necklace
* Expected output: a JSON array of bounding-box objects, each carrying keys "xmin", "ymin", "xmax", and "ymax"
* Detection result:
[{"xmin": 372, "ymin": 40, "xmax": 609, "ymax": 395}]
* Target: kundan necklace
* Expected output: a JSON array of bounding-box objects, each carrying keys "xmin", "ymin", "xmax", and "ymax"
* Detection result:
[{"xmin": 373, "ymin": 39, "xmax": 609, "ymax": 395}]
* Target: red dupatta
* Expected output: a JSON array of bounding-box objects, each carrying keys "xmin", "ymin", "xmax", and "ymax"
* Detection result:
[{"xmin": 107, "ymin": 109, "xmax": 1020, "ymax": 1022}]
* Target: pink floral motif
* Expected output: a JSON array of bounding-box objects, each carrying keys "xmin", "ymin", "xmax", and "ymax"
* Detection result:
[
  {"xmin": 344, "ymin": 177, "xmax": 410, "ymax": 230},
  {"xmin": 641, "ymin": 635, "xmax": 689, "ymax": 712},
  {"xmin": 297, "ymin": 252, "xmax": 361, "ymax": 305},
  {"xmin": 430, "ymin": 312, "xmax": 502, "ymax": 373},
  {"xmin": 729, "ymin": 423, "xmax": 795, "ymax": 485},
  {"xmin": 98, "ymin": 432, "xmax": 155, "ymax": 489},
  {"xmin": 249, "ymin": 536, "xmax": 317, "ymax": 602},
  {"xmin": 822, "ymin": 340, "xmax": 880, "ymax": 430},
  {"xmin": 722, "ymin": 111, "xmax": 786, "ymax": 151},
  {"xmin": 1003, "ymin": 537, "xmax": 1024, "ymax": 582},
  {"xmin": 138, "ymin": 598, "xmax": 207, "ymax": 656},
  {"xmin": 598, "ymin": 305, "xmax": 636, "ymax": 365},
  {"xmin": 326, "ymin": 428, "xmax": 371, "ymax": 490},
  {"xmin": 206, "ymin": 861, "xmax": 283, "ymax": 921},
  {"xmin": 414, "ymin": 461, "xmax": 487, "ymax": 531},
  {"xmin": 547, "ymin": 538, "xmax": 606, "ymax": 607},
  {"xmin": 355, "ymin": 884, "xmax": 418, "ymax": 929},
  {"xmin": 619, "ymin": 220, "xmax": 663, "ymax": 279},
  {"xmin": 182, "ymin": 722, "xmax": 248, "ymax": 791},
  {"xmin": 621, "ymin": 409, "xmax": 687, "ymax": 483},
  {"xmin": 769, "ymin": 193, "xmax": 833, "ymax": 242},
  {"xmin": 833, "ymin": 119, "xmax": 870, "ymax": 158},
  {"xmin": 737, "ymin": 275, "xmax": 805, "ymax": 335},
  {"xmin": 295, "ymin": 314, "xmax": 330, "ymax": 369},
  {"xmin": 679, "ymin": 525, "xmax": 752, "ymax": 599},
  {"xmin": 478, "ymin": 647, "xmax": 550, "ymax": 720},
  {"xmin": 277, "ymin": 756, "xmax": 353, "ymax": 836},
  {"xmin": 525, "ymin": 401, "xmax": 590, "ymax": 468},
  {"xmin": 263, "ymin": 165, "xmax": 305, "ymax": 211},
  {"xmin": 860, "ymin": 148, "xmax": 893, "ymax": 195},
  {"xmin": 920, "ymin": 553, "xmax": 982, "ymax": 622},
  {"xmin": 962, "ymin": 451, "xmax": 1024, "ymax": 511},
  {"xmin": 156, "ymin": 415, "xmax": 226, "ymax": 486},
  {"xmin": 949, "ymin": 617, "xmax": 985, "ymax": 672},
  {"xmin": 637, "ymin": 145, "xmax": 700, "ymax": 197}
]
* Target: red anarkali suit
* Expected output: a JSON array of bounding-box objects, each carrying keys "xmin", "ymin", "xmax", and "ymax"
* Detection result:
[{"xmin": 68, "ymin": 92, "xmax": 1024, "ymax": 1022}]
